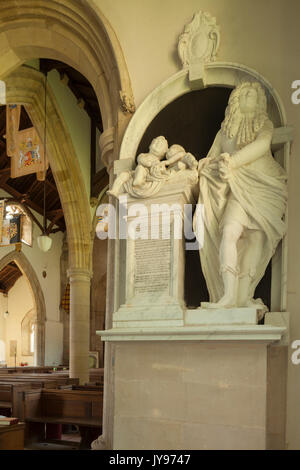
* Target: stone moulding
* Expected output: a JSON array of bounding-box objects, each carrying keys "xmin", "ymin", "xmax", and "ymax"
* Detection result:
[
  {"xmin": 97, "ymin": 325, "xmax": 286, "ymax": 343},
  {"xmin": 119, "ymin": 62, "xmax": 287, "ymax": 166}
]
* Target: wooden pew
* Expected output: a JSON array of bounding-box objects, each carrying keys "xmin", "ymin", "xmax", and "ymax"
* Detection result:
[
  {"xmin": 20, "ymin": 388, "xmax": 103, "ymax": 449},
  {"xmin": 1, "ymin": 366, "xmax": 67, "ymax": 374},
  {"xmin": 58, "ymin": 384, "xmax": 103, "ymax": 393},
  {"xmin": 89, "ymin": 368, "xmax": 104, "ymax": 383},
  {"xmin": 0, "ymin": 382, "xmax": 32, "ymax": 416},
  {"xmin": 0, "ymin": 375, "xmax": 79, "ymax": 418},
  {"xmin": 0, "ymin": 376, "xmax": 79, "ymax": 387},
  {"xmin": 0, "ymin": 423, "xmax": 26, "ymax": 450}
]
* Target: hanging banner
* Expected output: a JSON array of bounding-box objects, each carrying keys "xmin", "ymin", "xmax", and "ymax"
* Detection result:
[
  {"xmin": 60, "ymin": 283, "xmax": 70, "ymax": 314},
  {"xmin": 0, "ymin": 200, "xmax": 4, "ymax": 243},
  {"xmin": 0, "ymin": 215, "xmax": 21, "ymax": 246},
  {"xmin": 11, "ymin": 127, "xmax": 47, "ymax": 179},
  {"xmin": 6, "ymin": 104, "xmax": 21, "ymax": 157},
  {"xmin": 20, "ymin": 214, "xmax": 32, "ymax": 246}
]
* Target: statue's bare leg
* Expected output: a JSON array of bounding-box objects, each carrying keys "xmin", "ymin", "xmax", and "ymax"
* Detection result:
[
  {"xmin": 205, "ymin": 221, "xmax": 243, "ymax": 308},
  {"xmin": 238, "ymin": 230, "xmax": 267, "ymax": 314},
  {"xmin": 107, "ymin": 171, "xmax": 131, "ymax": 198},
  {"xmin": 133, "ymin": 165, "xmax": 147, "ymax": 187}
]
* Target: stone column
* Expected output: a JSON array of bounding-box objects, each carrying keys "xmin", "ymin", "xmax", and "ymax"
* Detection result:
[
  {"xmin": 35, "ymin": 320, "xmax": 45, "ymax": 366},
  {"xmin": 91, "ymin": 126, "xmax": 116, "ymax": 450},
  {"xmin": 68, "ymin": 267, "xmax": 91, "ymax": 384}
]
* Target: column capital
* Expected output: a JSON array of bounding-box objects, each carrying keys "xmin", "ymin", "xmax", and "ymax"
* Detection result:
[{"xmin": 67, "ymin": 267, "xmax": 92, "ymax": 282}]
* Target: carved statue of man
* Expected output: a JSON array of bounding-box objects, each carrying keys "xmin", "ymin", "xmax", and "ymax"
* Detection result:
[{"xmin": 194, "ymin": 81, "xmax": 288, "ymax": 312}]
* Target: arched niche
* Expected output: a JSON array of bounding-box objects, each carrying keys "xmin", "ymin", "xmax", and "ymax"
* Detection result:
[
  {"xmin": 0, "ymin": 251, "xmax": 46, "ymax": 365},
  {"xmin": 118, "ymin": 62, "xmax": 289, "ymax": 313},
  {"xmin": 21, "ymin": 308, "xmax": 36, "ymax": 357}
]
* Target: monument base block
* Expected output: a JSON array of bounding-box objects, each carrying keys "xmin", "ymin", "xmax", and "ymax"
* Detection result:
[
  {"xmin": 113, "ymin": 298, "xmax": 184, "ymax": 328},
  {"xmin": 98, "ymin": 319, "xmax": 287, "ymax": 450},
  {"xmin": 107, "ymin": 340, "xmax": 286, "ymax": 450},
  {"xmin": 185, "ymin": 307, "xmax": 258, "ymax": 325}
]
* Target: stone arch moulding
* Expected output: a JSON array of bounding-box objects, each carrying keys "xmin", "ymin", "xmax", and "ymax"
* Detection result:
[
  {"xmin": 118, "ymin": 61, "xmax": 289, "ymax": 312},
  {"xmin": 0, "ymin": 250, "xmax": 46, "ymax": 366},
  {"xmin": 5, "ymin": 65, "xmax": 91, "ymax": 272},
  {"xmin": 0, "ymin": 0, "xmax": 134, "ymax": 135}
]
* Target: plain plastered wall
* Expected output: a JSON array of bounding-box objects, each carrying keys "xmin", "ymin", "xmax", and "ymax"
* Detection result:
[
  {"xmin": 95, "ymin": 0, "xmax": 300, "ymax": 449},
  {"xmin": 2, "ymin": 276, "xmax": 34, "ymax": 367}
]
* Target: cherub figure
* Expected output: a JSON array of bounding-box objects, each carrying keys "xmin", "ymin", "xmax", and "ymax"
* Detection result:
[
  {"xmin": 165, "ymin": 144, "xmax": 198, "ymax": 172},
  {"xmin": 107, "ymin": 136, "xmax": 168, "ymax": 198}
]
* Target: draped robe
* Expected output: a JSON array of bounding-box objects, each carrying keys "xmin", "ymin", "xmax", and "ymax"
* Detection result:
[{"xmin": 194, "ymin": 119, "xmax": 288, "ymax": 303}]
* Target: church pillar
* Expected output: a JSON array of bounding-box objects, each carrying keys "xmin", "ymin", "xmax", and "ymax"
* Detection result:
[
  {"xmin": 92, "ymin": 126, "xmax": 116, "ymax": 450},
  {"xmin": 68, "ymin": 267, "xmax": 91, "ymax": 384},
  {"xmin": 35, "ymin": 320, "xmax": 45, "ymax": 366}
]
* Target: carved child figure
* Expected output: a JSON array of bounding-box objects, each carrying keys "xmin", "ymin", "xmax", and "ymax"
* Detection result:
[
  {"xmin": 107, "ymin": 136, "xmax": 168, "ymax": 198},
  {"xmin": 165, "ymin": 144, "xmax": 198, "ymax": 172}
]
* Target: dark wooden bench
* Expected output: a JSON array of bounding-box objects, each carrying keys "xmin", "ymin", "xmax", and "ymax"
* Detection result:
[
  {"xmin": 0, "ymin": 382, "xmax": 36, "ymax": 416},
  {"xmin": 0, "ymin": 376, "xmax": 79, "ymax": 419},
  {"xmin": 20, "ymin": 388, "xmax": 103, "ymax": 449},
  {"xmin": 89, "ymin": 368, "xmax": 104, "ymax": 383},
  {"xmin": 0, "ymin": 375, "xmax": 79, "ymax": 387},
  {"xmin": 0, "ymin": 423, "xmax": 25, "ymax": 450},
  {"xmin": 0, "ymin": 366, "xmax": 66, "ymax": 374}
]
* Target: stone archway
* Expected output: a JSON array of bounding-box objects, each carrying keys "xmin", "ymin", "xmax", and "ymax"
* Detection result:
[
  {"xmin": 4, "ymin": 65, "xmax": 93, "ymax": 382},
  {"xmin": 0, "ymin": 250, "xmax": 46, "ymax": 366},
  {"xmin": 0, "ymin": 0, "xmax": 135, "ymax": 446},
  {"xmin": 0, "ymin": 1, "xmax": 135, "ymax": 380},
  {"xmin": 5, "ymin": 65, "xmax": 92, "ymax": 275},
  {"xmin": 0, "ymin": 0, "xmax": 133, "ymax": 135},
  {"xmin": 119, "ymin": 62, "xmax": 287, "ymax": 163}
]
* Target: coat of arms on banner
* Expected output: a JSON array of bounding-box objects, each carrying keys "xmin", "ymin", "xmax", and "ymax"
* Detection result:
[
  {"xmin": 11, "ymin": 127, "xmax": 46, "ymax": 178},
  {"xmin": 0, "ymin": 216, "xmax": 21, "ymax": 246}
]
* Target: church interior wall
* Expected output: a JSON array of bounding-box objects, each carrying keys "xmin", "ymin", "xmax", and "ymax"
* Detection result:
[
  {"xmin": 0, "ymin": 189, "xmax": 64, "ymax": 366},
  {"xmin": 1, "ymin": 276, "xmax": 34, "ymax": 367}
]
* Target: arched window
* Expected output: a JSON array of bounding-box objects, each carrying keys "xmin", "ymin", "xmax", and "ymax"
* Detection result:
[
  {"xmin": 30, "ymin": 323, "xmax": 35, "ymax": 354},
  {"xmin": 21, "ymin": 309, "xmax": 36, "ymax": 356}
]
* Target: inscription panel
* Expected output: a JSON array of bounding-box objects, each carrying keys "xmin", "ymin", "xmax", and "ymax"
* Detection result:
[{"xmin": 134, "ymin": 238, "xmax": 171, "ymax": 294}]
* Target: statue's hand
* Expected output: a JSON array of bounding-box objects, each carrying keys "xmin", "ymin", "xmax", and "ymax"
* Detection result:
[
  {"xmin": 219, "ymin": 153, "xmax": 233, "ymax": 180},
  {"xmin": 220, "ymin": 152, "xmax": 231, "ymax": 163},
  {"xmin": 198, "ymin": 157, "xmax": 216, "ymax": 173},
  {"xmin": 198, "ymin": 158, "xmax": 207, "ymax": 173}
]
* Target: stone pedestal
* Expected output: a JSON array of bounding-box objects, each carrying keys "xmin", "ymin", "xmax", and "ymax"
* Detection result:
[
  {"xmin": 185, "ymin": 307, "xmax": 258, "ymax": 325},
  {"xmin": 114, "ymin": 180, "xmax": 197, "ymax": 328},
  {"xmin": 98, "ymin": 321, "xmax": 287, "ymax": 450}
]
